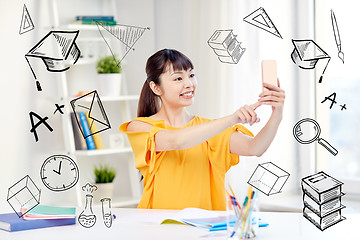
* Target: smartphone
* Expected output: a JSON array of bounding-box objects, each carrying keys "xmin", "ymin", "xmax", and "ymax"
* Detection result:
[{"xmin": 261, "ymin": 60, "xmax": 278, "ymax": 91}]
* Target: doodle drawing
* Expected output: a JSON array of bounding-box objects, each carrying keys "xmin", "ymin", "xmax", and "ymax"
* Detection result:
[
  {"xmin": 25, "ymin": 30, "xmax": 81, "ymax": 90},
  {"xmin": 40, "ymin": 155, "xmax": 79, "ymax": 192},
  {"xmin": 247, "ymin": 162, "xmax": 290, "ymax": 196},
  {"xmin": 19, "ymin": 4, "xmax": 35, "ymax": 35},
  {"xmin": 243, "ymin": 7, "xmax": 282, "ymax": 39},
  {"xmin": 53, "ymin": 103, "xmax": 65, "ymax": 114},
  {"xmin": 302, "ymin": 171, "xmax": 345, "ymax": 231},
  {"xmin": 208, "ymin": 29, "xmax": 246, "ymax": 64},
  {"xmin": 7, "ymin": 175, "xmax": 41, "ymax": 218},
  {"xmin": 96, "ymin": 22, "xmax": 149, "ymax": 67},
  {"xmin": 101, "ymin": 198, "xmax": 113, "ymax": 228},
  {"xmin": 293, "ymin": 118, "xmax": 338, "ymax": 156},
  {"xmin": 291, "ymin": 39, "xmax": 331, "ymax": 83},
  {"xmin": 29, "ymin": 111, "xmax": 54, "ymax": 142},
  {"xmin": 78, "ymin": 183, "xmax": 97, "ymax": 228},
  {"xmin": 330, "ymin": 9, "xmax": 344, "ymax": 63},
  {"xmin": 70, "ymin": 90, "xmax": 111, "ymax": 139}
]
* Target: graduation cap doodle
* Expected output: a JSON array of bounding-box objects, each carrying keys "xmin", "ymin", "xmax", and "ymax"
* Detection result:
[
  {"xmin": 291, "ymin": 39, "xmax": 331, "ymax": 83},
  {"xmin": 25, "ymin": 30, "xmax": 81, "ymax": 90}
]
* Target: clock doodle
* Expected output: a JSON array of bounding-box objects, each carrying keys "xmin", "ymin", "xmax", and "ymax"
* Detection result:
[{"xmin": 40, "ymin": 155, "xmax": 79, "ymax": 191}]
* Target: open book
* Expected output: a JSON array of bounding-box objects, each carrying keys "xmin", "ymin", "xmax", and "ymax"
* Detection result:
[{"xmin": 118, "ymin": 208, "xmax": 234, "ymax": 231}]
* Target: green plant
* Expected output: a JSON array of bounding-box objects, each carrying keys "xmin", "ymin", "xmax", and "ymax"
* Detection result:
[
  {"xmin": 94, "ymin": 165, "xmax": 116, "ymax": 183},
  {"xmin": 96, "ymin": 56, "xmax": 122, "ymax": 74}
]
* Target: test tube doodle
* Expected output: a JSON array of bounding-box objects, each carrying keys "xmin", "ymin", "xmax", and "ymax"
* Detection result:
[{"xmin": 100, "ymin": 198, "xmax": 113, "ymax": 228}]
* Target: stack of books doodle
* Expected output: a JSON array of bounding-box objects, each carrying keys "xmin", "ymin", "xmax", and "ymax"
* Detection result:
[{"xmin": 301, "ymin": 171, "xmax": 346, "ymax": 231}]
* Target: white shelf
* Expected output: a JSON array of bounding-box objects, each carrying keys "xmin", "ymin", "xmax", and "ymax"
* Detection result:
[
  {"xmin": 69, "ymin": 95, "xmax": 139, "ymax": 102},
  {"xmin": 75, "ymin": 147, "xmax": 132, "ymax": 156},
  {"xmin": 63, "ymin": 24, "xmax": 100, "ymax": 31}
]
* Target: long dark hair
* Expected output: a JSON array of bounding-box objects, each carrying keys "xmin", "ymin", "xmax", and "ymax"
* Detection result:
[{"xmin": 137, "ymin": 49, "xmax": 194, "ymax": 117}]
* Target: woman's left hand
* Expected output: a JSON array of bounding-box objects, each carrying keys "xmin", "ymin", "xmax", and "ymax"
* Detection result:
[{"xmin": 258, "ymin": 79, "xmax": 285, "ymax": 119}]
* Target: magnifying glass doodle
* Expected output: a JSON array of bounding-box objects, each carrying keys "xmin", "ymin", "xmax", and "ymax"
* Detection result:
[{"xmin": 293, "ymin": 118, "xmax": 338, "ymax": 156}]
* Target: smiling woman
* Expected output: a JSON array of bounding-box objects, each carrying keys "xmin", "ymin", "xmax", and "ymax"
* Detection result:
[{"xmin": 119, "ymin": 49, "xmax": 286, "ymax": 210}]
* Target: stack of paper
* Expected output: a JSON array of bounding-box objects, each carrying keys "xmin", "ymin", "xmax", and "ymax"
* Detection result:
[{"xmin": 21, "ymin": 205, "xmax": 76, "ymax": 220}]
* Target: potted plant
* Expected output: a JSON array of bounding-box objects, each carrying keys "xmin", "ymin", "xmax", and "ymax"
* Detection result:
[
  {"xmin": 93, "ymin": 164, "xmax": 116, "ymax": 202},
  {"xmin": 96, "ymin": 55, "xmax": 122, "ymax": 96}
]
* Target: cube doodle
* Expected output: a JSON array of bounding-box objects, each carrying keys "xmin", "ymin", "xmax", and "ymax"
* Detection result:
[
  {"xmin": 7, "ymin": 175, "xmax": 41, "ymax": 218},
  {"xmin": 248, "ymin": 162, "xmax": 290, "ymax": 196}
]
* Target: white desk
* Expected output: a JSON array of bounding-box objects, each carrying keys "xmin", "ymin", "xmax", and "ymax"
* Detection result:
[{"xmin": 0, "ymin": 208, "xmax": 357, "ymax": 240}]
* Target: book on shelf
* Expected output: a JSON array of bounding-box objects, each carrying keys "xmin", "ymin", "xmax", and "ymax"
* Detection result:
[
  {"xmin": 70, "ymin": 112, "xmax": 87, "ymax": 150},
  {"xmin": 301, "ymin": 171, "xmax": 343, "ymax": 203},
  {"xmin": 75, "ymin": 15, "xmax": 114, "ymax": 21},
  {"xmin": 85, "ymin": 112, "xmax": 104, "ymax": 149},
  {"xmin": 0, "ymin": 212, "xmax": 75, "ymax": 232},
  {"xmin": 78, "ymin": 112, "xmax": 96, "ymax": 150},
  {"xmin": 21, "ymin": 205, "xmax": 76, "ymax": 220},
  {"xmin": 73, "ymin": 20, "xmax": 117, "ymax": 26},
  {"xmin": 303, "ymin": 206, "xmax": 345, "ymax": 231}
]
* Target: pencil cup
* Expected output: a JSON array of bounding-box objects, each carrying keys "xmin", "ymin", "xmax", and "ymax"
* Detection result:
[{"xmin": 226, "ymin": 184, "xmax": 259, "ymax": 239}]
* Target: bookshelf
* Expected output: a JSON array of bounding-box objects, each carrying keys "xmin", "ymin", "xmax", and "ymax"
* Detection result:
[{"xmin": 50, "ymin": 0, "xmax": 142, "ymax": 207}]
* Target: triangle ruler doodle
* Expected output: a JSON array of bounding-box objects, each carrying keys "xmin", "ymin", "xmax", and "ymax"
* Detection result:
[
  {"xmin": 243, "ymin": 7, "xmax": 282, "ymax": 39},
  {"xmin": 19, "ymin": 4, "xmax": 35, "ymax": 35},
  {"xmin": 96, "ymin": 22, "xmax": 149, "ymax": 66}
]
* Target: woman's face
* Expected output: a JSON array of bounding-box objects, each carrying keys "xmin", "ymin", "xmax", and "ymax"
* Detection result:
[{"xmin": 156, "ymin": 63, "xmax": 197, "ymax": 108}]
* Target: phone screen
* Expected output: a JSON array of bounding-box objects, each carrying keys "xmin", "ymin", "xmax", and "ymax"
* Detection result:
[{"xmin": 261, "ymin": 60, "xmax": 278, "ymax": 90}]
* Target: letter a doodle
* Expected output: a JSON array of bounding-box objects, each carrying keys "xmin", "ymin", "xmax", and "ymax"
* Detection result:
[
  {"xmin": 321, "ymin": 92, "xmax": 337, "ymax": 109},
  {"xmin": 29, "ymin": 111, "xmax": 53, "ymax": 142}
]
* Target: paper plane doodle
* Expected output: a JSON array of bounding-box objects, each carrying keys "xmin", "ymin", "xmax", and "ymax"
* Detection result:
[
  {"xmin": 208, "ymin": 29, "xmax": 246, "ymax": 64},
  {"xmin": 70, "ymin": 90, "xmax": 111, "ymax": 139},
  {"xmin": 25, "ymin": 30, "xmax": 81, "ymax": 84},
  {"xmin": 291, "ymin": 39, "xmax": 331, "ymax": 83},
  {"xmin": 96, "ymin": 22, "xmax": 149, "ymax": 66},
  {"xmin": 243, "ymin": 7, "xmax": 282, "ymax": 39},
  {"xmin": 19, "ymin": 4, "xmax": 35, "ymax": 35}
]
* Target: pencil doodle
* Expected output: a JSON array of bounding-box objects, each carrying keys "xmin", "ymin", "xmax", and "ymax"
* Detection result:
[
  {"xmin": 78, "ymin": 183, "xmax": 97, "ymax": 228},
  {"xmin": 293, "ymin": 118, "xmax": 338, "ymax": 156},
  {"xmin": 302, "ymin": 172, "xmax": 346, "ymax": 231},
  {"xmin": 29, "ymin": 111, "xmax": 54, "ymax": 142},
  {"xmin": 243, "ymin": 7, "xmax": 282, "ymax": 39},
  {"xmin": 40, "ymin": 155, "xmax": 79, "ymax": 192},
  {"xmin": 7, "ymin": 175, "xmax": 41, "ymax": 218},
  {"xmin": 331, "ymin": 9, "xmax": 344, "ymax": 63},
  {"xmin": 96, "ymin": 22, "xmax": 149, "ymax": 66},
  {"xmin": 208, "ymin": 29, "xmax": 246, "ymax": 64},
  {"xmin": 70, "ymin": 90, "xmax": 111, "ymax": 139},
  {"xmin": 100, "ymin": 198, "xmax": 113, "ymax": 228},
  {"xmin": 53, "ymin": 103, "xmax": 65, "ymax": 114},
  {"xmin": 247, "ymin": 162, "xmax": 290, "ymax": 196},
  {"xmin": 19, "ymin": 4, "xmax": 35, "ymax": 35},
  {"xmin": 25, "ymin": 30, "xmax": 81, "ymax": 91},
  {"xmin": 291, "ymin": 39, "xmax": 331, "ymax": 83}
]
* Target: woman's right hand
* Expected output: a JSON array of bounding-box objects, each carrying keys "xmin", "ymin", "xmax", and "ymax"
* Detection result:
[{"xmin": 232, "ymin": 102, "xmax": 261, "ymax": 126}]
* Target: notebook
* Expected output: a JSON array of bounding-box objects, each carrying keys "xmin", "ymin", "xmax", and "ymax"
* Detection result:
[
  {"xmin": 0, "ymin": 212, "xmax": 76, "ymax": 232},
  {"xmin": 21, "ymin": 205, "xmax": 76, "ymax": 220}
]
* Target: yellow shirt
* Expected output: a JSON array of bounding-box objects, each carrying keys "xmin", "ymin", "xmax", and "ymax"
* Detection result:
[{"xmin": 119, "ymin": 116, "xmax": 253, "ymax": 210}]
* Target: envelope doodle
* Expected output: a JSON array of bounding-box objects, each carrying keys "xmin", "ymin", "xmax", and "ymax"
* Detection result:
[{"xmin": 70, "ymin": 90, "xmax": 111, "ymax": 139}]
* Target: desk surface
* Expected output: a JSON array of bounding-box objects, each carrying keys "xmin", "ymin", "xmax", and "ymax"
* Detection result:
[{"xmin": 0, "ymin": 208, "xmax": 357, "ymax": 240}]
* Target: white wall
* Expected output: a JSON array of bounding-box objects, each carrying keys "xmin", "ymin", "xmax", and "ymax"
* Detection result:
[{"xmin": 1, "ymin": 0, "xmax": 312, "ymax": 209}]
